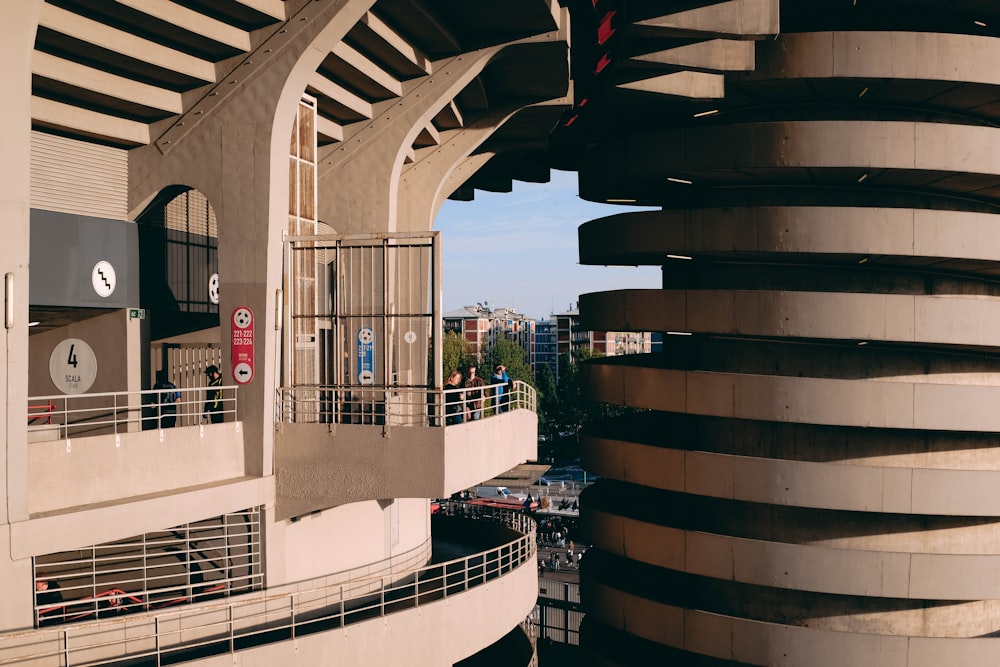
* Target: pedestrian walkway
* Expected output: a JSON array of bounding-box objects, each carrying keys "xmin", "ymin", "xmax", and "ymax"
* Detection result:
[{"xmin": 536, "ymin": 545, "xmax": 582, "ymax": 584}]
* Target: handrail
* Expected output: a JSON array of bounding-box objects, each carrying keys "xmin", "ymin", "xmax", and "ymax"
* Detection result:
[
  {"xmin": 27, "ymin": 403, "xmax": 54, "ymax": 425},
  {"xmin": 25, "ymin": 386, "xmax": 239, "ymax": 438},
  {"xmin": 275, "ymin": 380, "xmax": 536, "ymax": 426},
  {"xmin": 0, "ymin": 503, "xmax": 534, "ymax": 666}
]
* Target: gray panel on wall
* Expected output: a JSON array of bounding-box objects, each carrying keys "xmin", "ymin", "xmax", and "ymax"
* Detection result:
[{"xmin": 30, "ymin": 209, "xmax": 139, "ymax": 309}]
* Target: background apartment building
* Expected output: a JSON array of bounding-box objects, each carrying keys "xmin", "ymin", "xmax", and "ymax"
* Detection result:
[
  {"xmin": 554, "ymin": 307, "xmax": 651, "ymax": 360},
  {"xmin": 444, "ymin": 305, "xmax": 536, "ymax": 371}
]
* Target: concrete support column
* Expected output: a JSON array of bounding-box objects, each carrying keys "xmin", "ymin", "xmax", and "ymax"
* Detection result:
[
  {"xmin": 0, "ymin": 0, "xmax": 44, "ymax": 632},
  {"xmin": 128, "ymin": 2, "xmax": 374, "ymax": 479}
]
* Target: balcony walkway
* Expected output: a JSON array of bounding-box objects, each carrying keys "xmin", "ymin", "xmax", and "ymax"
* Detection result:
[{"xmin": 0, "ymin": 503, "xmax": 535, "ymax": 667}]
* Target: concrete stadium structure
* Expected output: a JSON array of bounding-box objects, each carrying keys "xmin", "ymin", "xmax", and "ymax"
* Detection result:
[
  {"xmin": 0, "ymin": 1, "xmax": 549, "ymax": 665},
  {"xmin": 575, "ymin": 1, "xmax": 1000, "ymax": 665},
  {"xmin": 5, "ymin": 0, "xmax": 1000, "ymax": 665}
]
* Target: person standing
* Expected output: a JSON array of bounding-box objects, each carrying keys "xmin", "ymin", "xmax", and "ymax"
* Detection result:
[
  {"xmin": 444, "ymin": 370, "xmax": 464, "ymax": 425},
  {"xmin": 204, "ymin": 365, "xmax": 224, "ymax": 423},
  {"xmin": 463, "ymin": 364, "xmax": 486, "ymax": 421},
  {"xmin": 491, "ymin": 364, "xmax": 509, "ymax": 413},
  {"xmin": 153, "ymin": 370, "xmax": 179, "ymax": 428},
  {"xmin": 35, "ymin": 579, "xmax": 62, "ymax": 606}
]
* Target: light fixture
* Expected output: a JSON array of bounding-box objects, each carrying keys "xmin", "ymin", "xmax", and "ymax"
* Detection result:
[
  {"xmin": 666, "ymin": 254, "xmax": 693, "ymax": 260},
  {"xmin": 858, "ymin": 257, "xmax": 869, "ymax": 264},
  {"xmin": 858, "ymin": 86, "xmax": 869, "ymax": 98},
  {"xmin": 975, "ymin": 20, "xmax": 987, "ymax": 27},
  {"xmin": 606, "ymin": 198, "xmax": 636, "ymax": 203},
  {"xmin": 857, "ymin": 172, "xmax": 869, "ymax": 182},
  {"xmin": 28, "ymin": 321, "xmax": 39, "ymax": 327},
  {"xmin": 666, "ymin": 331, "xmax": 693, "ymax": 336},
  {"xmin": 693, "ymin": 109, "xmax": 719, "ymax": 118},
  {"xmin": 857, "ymin": 341, "xmax": 868, "ymax": 346},
  {"xmin": 667, "ymin": 177, "xmax": 693, "ymax": 185}
]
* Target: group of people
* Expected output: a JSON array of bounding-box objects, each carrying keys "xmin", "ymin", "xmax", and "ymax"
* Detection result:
[
  {"xmin": 444, "ymin": 363, "xmax": 515, "ymax": 425},
  {"xmin": 537, "ymin": 518, "xmax": 583, "ymax": 573},
  {"xmin": 540, "ymin": 546, "xmax": 582, "ymax": 573},
  {"xmin": 151, "ymin": 364, "xmax": 225, "ymax": 428}
]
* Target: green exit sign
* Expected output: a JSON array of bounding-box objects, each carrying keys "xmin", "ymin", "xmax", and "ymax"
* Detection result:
[{"xmin": 128, "ymin": 308, "xmax": 145, "ymax": 320}]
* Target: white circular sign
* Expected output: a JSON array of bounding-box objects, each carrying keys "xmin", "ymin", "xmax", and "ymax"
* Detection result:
[
  {"xmin": 359, "ymin": 369, "xmax": 374, "ymax": 385},
  {"xmin": 233, "ymin": 361, "xmax": 253, "ymax": 384},
  {"xmin": 208, "ymin": 273, "xmax": 220, "ymax": 304},
  {"xmin": 233, "ymin": 307, "xmax": 252, "ymax": 329},
  {"xmin": 91, "ymin": 261, "xmax": 116, "ymax": 298},
  {"xmin": 49, "ymin": 338, "xmax": 97, "ymax": 394},
  {"xmin": 404, "ymin": 331, "xmax": 417, "ymax": 344},
  {"xmin": 358, "ymin": 328, "xmax": 374, "ymax": 344}
]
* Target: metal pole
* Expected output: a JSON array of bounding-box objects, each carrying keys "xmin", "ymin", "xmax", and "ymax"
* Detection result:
[
  {"xmin": 382, "ymin": 237, "xmax": 390, "ymax": 435},
  {"xmin": 432, "ymin": 232, "xmax": 442, "ymax": 391},
  {"xmin": 282, "ymin": 239, "xmax": 293, "ymax": 391}
]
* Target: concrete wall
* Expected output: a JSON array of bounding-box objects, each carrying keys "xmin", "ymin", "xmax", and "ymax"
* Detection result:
[
  {"xmin": 274, "ymin": 410, "xmax": 537, "ymax": 519},
  {"xmin": 27, "ymin": 422, "xmax": 245, "ymax": 515},
  {"xmin": 574, "ymin": 10, "xmax": 1000, "ymax": 665},
  {"xmin": 186, "ymin": 557, "xmax": 538, "ymax": 667},
  {"xmin": 265, "ymin": 497, "xmax": 431, "ymax": 587}
]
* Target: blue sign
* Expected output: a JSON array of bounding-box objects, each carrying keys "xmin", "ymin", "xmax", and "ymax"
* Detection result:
[{"xmin": 357, "ymin": 327, "xmax": 375, "ymax": 385}]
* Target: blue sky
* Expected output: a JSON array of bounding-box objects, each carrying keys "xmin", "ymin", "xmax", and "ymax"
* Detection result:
[{"xmin": 433, "ymin": 170, "xmax": 661, "ymax": 321}]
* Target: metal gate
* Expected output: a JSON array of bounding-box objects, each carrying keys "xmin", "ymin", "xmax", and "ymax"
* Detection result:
[{"xmin": 280, "ymin": 233, "xmax": 441, "ymax": 427}]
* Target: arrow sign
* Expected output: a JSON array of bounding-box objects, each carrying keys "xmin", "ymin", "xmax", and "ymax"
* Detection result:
[{"xmin": 357, "ymin": 327, "xmax": 375, "ymax": 385}]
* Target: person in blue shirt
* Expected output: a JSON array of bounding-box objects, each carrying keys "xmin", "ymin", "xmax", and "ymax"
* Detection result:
[
  {"xmin": 492, "ymin": 364, "xmax": 509, "ymax": 413},
  {"xmin": 153, "ymin": 370, "xmax": 179, "ymax": 428}
]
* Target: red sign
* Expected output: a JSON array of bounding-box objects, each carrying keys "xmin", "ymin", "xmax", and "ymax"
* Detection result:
[{"xmin": 231, "ymin": 306, "xmax": 254, "ymax": 384}]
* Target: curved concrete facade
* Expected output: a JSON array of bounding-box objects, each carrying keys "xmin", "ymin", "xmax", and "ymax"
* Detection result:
[
  {"xmin": 573, "ymin": 2, "xmax": 1000, "ymax": 664},
  {"xmin": 1, "ymin": 2, "xmax": 555, "ymax": 663}
]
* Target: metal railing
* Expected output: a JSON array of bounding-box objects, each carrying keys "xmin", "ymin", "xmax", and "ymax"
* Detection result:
[
  {"xmin": 35, "ymin": 508, "xmax": 263, "ymax": 627},
  {"xmin": 26, "ymin": 386, "xmax": 238, "ymax": 439},
  {"xmin": 275, "ymin": 380, "xmax": 536, "ymax": 426},
  {"xmin": 535, "ymin": 580, "xmax": 582, "ymax": 646},
  {"xmin": 0, "ymin": 503, "xmax": 534, "ymax": 667}
]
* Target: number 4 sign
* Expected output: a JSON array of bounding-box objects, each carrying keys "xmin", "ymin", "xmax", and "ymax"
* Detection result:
[
  {"xmin": 48, "ymin": 338, "xmax": 97, "ymax": 394},
  {"xmin": 231, "ymin": 307, "xmax": 255, "ymax": 384}
]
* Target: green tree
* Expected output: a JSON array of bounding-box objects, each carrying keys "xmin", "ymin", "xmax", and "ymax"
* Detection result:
[
  {"xmin": 542, "ymin": 348, "xmax": 617, "ymax": 442},
  {"xmin": 441, "ymin": 331, "xmax": 475, "ymax": 384},
  {"xmin": 535, "ymin": 363, "xmax": 558, "ymax": 436},
  {"xmin": 481, "ymin": 336, "xmax": 533, "ymax": 385}
]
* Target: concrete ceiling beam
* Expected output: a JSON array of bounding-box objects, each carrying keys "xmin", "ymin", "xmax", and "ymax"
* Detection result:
[
  {"xmin": 39, "ymin": 3, "xmax": 216, "ymax": 83},
  {"xmin": 636, "ymin": 0, "xmax": 779, "ymax": 39},
  {"xmin": 332, "ymin": 41, "xmax": 404, "ymax": 97},
  {"xmin": 32, "ymin": 96, "xmax": 150, "ymax": 146},
  {"xmin": 308, "ymin": 72, "xmax": 374, "ymax": 119},
  {"xmin": 234, "ymin": 0, "xmax": 287, "ymax": 21},
  {"xmin": 32, "ymin": 51, "xmax": 184, "ymax": 115},
  {"xmin": 631, "ymin": 39, "xmax": 755, "ymax": 73},
  {"xmin": 317, "ymin": 115, "xmax": 344, "ymax": 143},
  {"xmin": 114, "ymin": 0, "xmax": 251, "ymax": 52},
  {"xmin": 359, "ymin": 11, "xmax": 432, "ymax": 75},
  {"xmin": 617, "ymin": 70, "xmax": 725, "ymax": 98}
]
